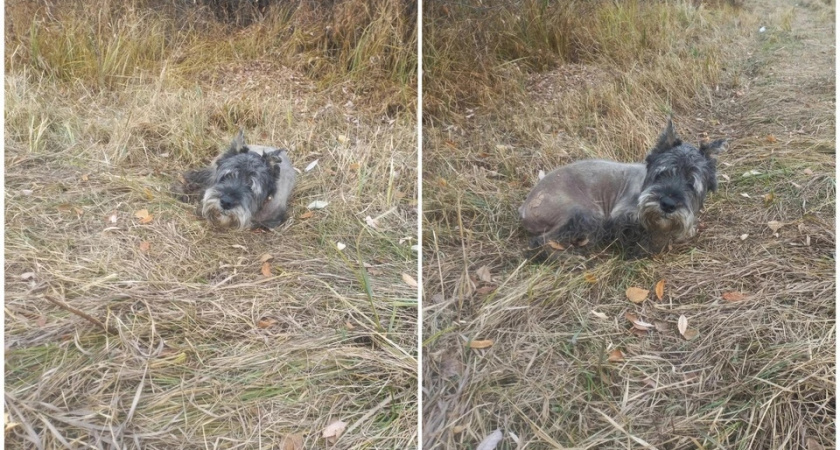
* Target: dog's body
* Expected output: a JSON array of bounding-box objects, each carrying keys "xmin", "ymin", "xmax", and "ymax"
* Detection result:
[
  {"xmin": 520, "ymin": 119, "xmax": 726, "ymax": 254},
  {"xmin": 178, "ymin": 130, "xmax": 296, "ymax": 230}
]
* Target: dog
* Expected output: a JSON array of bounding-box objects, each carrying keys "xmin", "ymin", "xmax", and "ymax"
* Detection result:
[
  {"xmin": 178, "ymin": 130, "xmax": 296, "ymax": 230},
  {"xmin": 519, "ymin": 119, "xmax": 726, "ymax": 254}
]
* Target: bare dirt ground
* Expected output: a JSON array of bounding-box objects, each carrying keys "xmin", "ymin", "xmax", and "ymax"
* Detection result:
[
  {"xmin": 422, "ymin": 0, "xmax": 834, "ymax": 448},
  {"xmin": 4, "ymin": 4, "xmax": 418, "ymax": 448}
]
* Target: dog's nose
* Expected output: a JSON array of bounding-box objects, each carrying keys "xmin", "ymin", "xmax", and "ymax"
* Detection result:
[
  {"xmin": 660, "ymin": 197, "xmax": 678, "ymax": 213},
  {"xmin": 220, "ymin": 195, "xmax": 236, "ymax": 210}
]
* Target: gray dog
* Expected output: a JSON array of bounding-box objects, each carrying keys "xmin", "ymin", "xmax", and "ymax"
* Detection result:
[
  {"xmin": 178, "ymin": 130, "xmax": 296, "ymax": 230},
  {"xmin": 520, "ymin": 119, "xmax": 726, "ymax": 254}
]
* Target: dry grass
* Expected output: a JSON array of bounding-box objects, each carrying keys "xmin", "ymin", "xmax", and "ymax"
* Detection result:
[
  {"xmin": 5, "ymin": 0, "xmax": 417, "ymax": 448},
  {"xmin": 422, "ymin": 0, "xmax": 834, "ymax": 448}
]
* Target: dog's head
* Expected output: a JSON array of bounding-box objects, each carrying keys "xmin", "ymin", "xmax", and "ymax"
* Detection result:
[
  {"xmin": 201, "ymin": 130, "xmax": 283, "ymax": 230},
  {"xmin": 638, "ymin": 119, "xmax": 726, "ymax": 241}
]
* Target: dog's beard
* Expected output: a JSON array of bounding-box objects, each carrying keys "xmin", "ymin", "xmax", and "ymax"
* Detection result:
[
  {"xmin": 638, "ymin": 190, "xmax": 697, "ymax": 242},
  {"xmin": 201, "ymin": 189, "xmax": 253, "ymax": 231}
]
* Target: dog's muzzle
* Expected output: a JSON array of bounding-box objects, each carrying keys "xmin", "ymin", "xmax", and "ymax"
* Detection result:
[
  {"xmin": 638, "ymin": 191, "xmax": 697, "ymax": 242},
  {"xmin": 201, "ymin": 189, "xmax": 252, "ymax": 230}
]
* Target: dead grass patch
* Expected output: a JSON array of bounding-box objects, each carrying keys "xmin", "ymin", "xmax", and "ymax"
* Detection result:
[
  {"xmin": 423, "ymin": 0, "xmax": 834, "ymax": 448},
  {"xmin": 5, "ymin": 0, "xmax": 417, "ymax": 448}
]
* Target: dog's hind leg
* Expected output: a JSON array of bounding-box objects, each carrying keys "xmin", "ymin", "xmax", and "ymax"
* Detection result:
[
  {"xmin": 529, "ymin": 210, "xmax": 604, "ymax": 249},
  {"xmin": 175, "ymin": 166, "xmax": 216, "ymax": 203},
  {"xmin": 252, "ymin": 150, "xmax": 296, "ymax": 229}
]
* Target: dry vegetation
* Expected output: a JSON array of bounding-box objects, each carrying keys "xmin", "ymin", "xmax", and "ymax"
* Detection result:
[
  {"xmin": 423, "ymin": 0, "xmax": 834, "ymax": 448},
  {"xmin": 5, "ymin": 0, "xmax": 417, "ymax": 448}
]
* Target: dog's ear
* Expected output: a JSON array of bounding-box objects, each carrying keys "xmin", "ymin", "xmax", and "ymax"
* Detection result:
[
  {"xmin": 651, "ymin": 118, "xmax": 682, "ymax": 154},
  {"xmin": 233, "ymin": 129, "xmax": 249, "ymax": 154},
  {"xmin": 700, "ymin": 139, "xmax": 727, "ymax": 158},
  {"xmin": 262, "ymin": 150, "xmax": 283, "ymax": 177}
]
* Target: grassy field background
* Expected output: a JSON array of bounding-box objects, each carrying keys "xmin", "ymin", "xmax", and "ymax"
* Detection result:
[
  {"xmin": 5, "ymin": 0, "xmax": 418, "ymax": 448},
  {"xmin": 422, "ymin": 0, "xmax": 834, "ymax": 448}
]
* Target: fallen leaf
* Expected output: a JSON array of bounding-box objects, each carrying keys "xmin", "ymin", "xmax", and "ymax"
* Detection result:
[
  {"xmin": 365, "ymin": 215, "xmax": 379, "ymax": 229},
  {"xmin": 584, "ymin": 273, "xmax": 597, "ymax": 284},
  {"xmin": 336, "ymin": 242, "xmax": 346, "ymax": 251},
  {"xmin": 678, "ymin": 315, "xmax": 688, "ymax": 336},
  {"xmin": 307, "ymin": 200, "xmax": 329, "ymax": 210},
  {"xmin": 608, "ymin": 348, "xmax": 625, "ymax": 362},
  {"xmin": 142, "ymin": 188, "xmax": 154, "ymax": 200},
  {"xmin": 591, "ymin": 310, "xmax": 608, "ymax": 319},
  {"xmin": 803, "ymin": 168, "xmax": 814, "ymax": 176},
  {"xmin": 806, "ymin": 437, "xmax": 824, "ymax": 450},
  {"xmin": 495, "ymin": 144, "xmax": 509, "ymax": 151},
  {"xmin": 452, "ymin": 425, "xmax": 467, "ymax": 434},
  {"xmin": 259, "ymin": 253, "xmax": 273, "ymax": 263},
  {"xmin": 765, "ymin": 134, "xmax": 777, "ymax": 143},
  {"xmin": 475, "ymin": 266, "xmax": 493, "ymax": 283},
  {"xmin": 349, "ymin": 162, "xmax": 361, "ymax": 170},
  {"xmin": 402, "ymin": 273, "xmax": 418, "ymax": 288},
  {"xmin": 469, "ymin": 339, "xmax": 493, "ymax": 349},
  {"xmin": 654, "ymin": 321, "xmax": 670, "ymax": 332},
  {"xmin": 538, "ymin": 170, "xmax": 546, "ymax": 180},
  {"xmin": 722, "ymin": 291, "xmax": 746, "ymax": 302},
  {"xmin": 36, "ymin": 316, "xmax": 47, "ymax": 328},
  {"xmin": 626, "ymin": 287, "xmax": 649, "ymax": 304},
  {"xmin": 281, "ymin": 433, "xmax": 304, "ymax": 450},
  {"xmin": 139, "ymin": 241, "xmax": 151, "ymax": 253},
  {"xmin": 300, "ymin": 211, "xmax": 314, "ymax": 219},
  {"xmin": 740, "ymin": 234, "xmax": 749, "ymax": 240},
  {"xmin": 337, "ymin": 135, "xmax": 349, "ymax": 144},
  {"xmin": 740, "ymin": 193, "xmax": 752, "ymax": 198},
  {"xmin": 304, "ymin": 159, "xmax": 319, "ymax": 172},
  {"xmin": 20, "ymin": 189, "xmax": 33, "ymax": 196},
  {"xmin": 257, "ymin": 317, "xmax": 277, "ymax": 328},
  {"xmin": 20, "ymin": 272, "xmax": 35, "ymax": 280},
  {"xmin": 632, "ymin": 318, "xmax": 654, "ymax": 331},
  {"xmin": 547, "ymin": 240, "xmax": 565, "ymax": 250},
  {"xmin": 475, "ymin": 286, "xmax": 496, "ymax": 296},
  {"xmin": 345, "ymin": 321, "xmax": 356, "ymax": 331},
  {"xmin": 134, "ymin": 209, "xmax": 153, "ymax": 224},
  {"xmin": 575, "ymin": 237, "xmax": 589, "ymax": 247},
  {"xmin": 742, "ymin": 169, "xmax": 762, "ymax": 177},
  {"xmin": 476, "ymin": 429, "xmax": 503, "ymax": 450},
  {"xmin": 81, "ymin": 174, "xmax": 90, "ymax": 182},
  {"xmin": 655, "ymin": 280, "xmax": 665, "ymax": 300},
  {"xmin": 767, "ymin": 220, "xmax": 784, "ymax": 233},
  {"xmin": 438, "ymin": 177, "xmax": 447, "ymax": 187},
  {"xmin": 261, "ymin": 261, "xmax": 271, "ymax": 277},
  {"xmin": 683, "ymin": 328, "xmax": 699, "ymax": 340},
  {"xmin": 108, "ymin": 213, "xmax": 118, "ymax": 224},
  {"xmin": 322, "ymin": 420, "xmax": 347, "ymax": 443},
  {"xmin": 763, "ymin": 193, "xmax": 775, "ymax": 204}
]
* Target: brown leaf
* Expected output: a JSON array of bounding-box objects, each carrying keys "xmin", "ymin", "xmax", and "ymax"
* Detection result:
[
  {"xmin": 547, "ymin": 240, "xmax": 565, "ymax": 250},
  {"xmin": 259, "ymin": 253, "xmax": 273, "ymax": 263},
  {"xmin": 678, "ymin": 315, "xmax": 688, "ymax": 336},
  {"xmin": 322, "ymin": 420, "xmax": 347, "ymax": 443},
  {"xmin": 626, "ymin": 287, "xmax": 649, "ymax": 303},
  {"xmin": 134, "ymin": 209, "xmax": 153, "ymax": 224},
  {"xmin": 36, "ymin": 316, "xmax": 47, "ymax": 328},
  {"xmin": 81, "ymin": 174, "xmax": 90, "ymax": 182},
  {"xmin": 475, "ymin": 285, "xmax": 496, "ymax": 296},
  {"xmin": 765, "ymin": 134, "xmax": 777, "ymax": 143},
  {"xmin": 281, "ymin": 433, "xmax": 304, "ymax": 450},
  {"xmin": 261, "ymin": 261, "xmax": 272, "ymax": 277},
  {"xmin": 767, "ymin": 220, "xmax": 785, "ymax": 233},
  {"xmin": 139, "ymin": 241, "xmax": 151, "ymax": 253},
  {"xmin": 654, "ymin": 279, "xmax": 665, "ymax": 300},
  {"xmin": 654, "ymin": 320, "xmax": 670, "ymax": 333},
  {"xmin": 402, "ymin": 273, "xmax": 418, "ymax": 288},
  {"xmin": 584, "ymin": 273, "xmax": 597, "ymax": 284},
  {"xmin": 299, "ymin": 211, "xmax": 314, "ymax": 219},
  {"xmin": 257, "ymin": 317, "xmax": 277, "ymax": 328},
  {"xmin": 349, "ymin": 162, "xmax": 361, "ymax": 171},
  {"xmin": 803, "ymin": 168, "xmax": 814, "ymax": 176},
  {"xmin": 806, "ymin": 437, "xmax": 825, "ymax": 450},
  {"xmin": 682, "ymin": 328, "xmax": 699, "ymax": 340},
  {"xmin": 475, "ymin": 265, "xmax": 493, "ymax": 283},
  {"xmin": 591, "ymin": 310, "xmax": 608, "ymax": 319},
  {"xmin": 722, "ymin": 291, "xmax": 746, "ymax": 302},
  {"xmin": 452, "ymin": 425, "xmax": 467, "ymax": 434},
  {"xmin": 469, "ymin": 339, "xmax": 494, "ymax": 349},
  {"xmin": 607, "ymin": 348, "xmax": 625, "ymax": 362}
]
